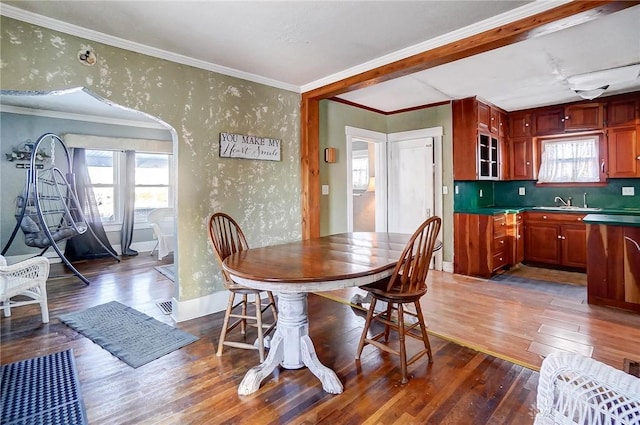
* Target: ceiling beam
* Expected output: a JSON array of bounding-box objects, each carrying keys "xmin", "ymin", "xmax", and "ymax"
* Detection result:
[{"xmin": 300, "ymin": 0, "xmax": 639, "ymax": 239}]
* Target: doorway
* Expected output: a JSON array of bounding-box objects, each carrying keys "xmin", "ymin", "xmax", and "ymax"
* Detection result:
[{"xmin": 346, "ymin": 126, "xmax": 443, "ymax": 269}]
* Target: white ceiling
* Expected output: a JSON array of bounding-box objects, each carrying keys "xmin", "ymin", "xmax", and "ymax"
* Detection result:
[{"xmin": 1, "ymin": 1, "xmax": 639, "ymax": 115}]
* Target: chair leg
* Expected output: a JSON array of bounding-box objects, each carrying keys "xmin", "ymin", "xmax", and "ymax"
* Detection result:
[
  {"xmin": 241, "ymin": 294, "xmax": 248, "ymax": 335},
  {"xmin": 254, "ymin": 295, "xmax": 265, "ymax": 362},
  {"xmin": 356, "ymin": 297, "xmax": 377, "ymax": 359},
  {"xmin": 40, "ymin": 285, "xmax": 49, "ymax": 323},
  {"xmin": 398, "ymin": 303, "xmax": 408, "ymax": 384},
  {"xmin": 383, "ymin": 301, "xmax": 393, "ymax": 342},
  {"xmin": 217, "ymin": 292, "xmax": 236, "ymax": 357},
  {"xmin": 414, "ymin": 300, "xmax": 433, "ymax": 363},
  {"xmin": 267, "ymin": 291, "xmax": 278, "ymax": 325}
]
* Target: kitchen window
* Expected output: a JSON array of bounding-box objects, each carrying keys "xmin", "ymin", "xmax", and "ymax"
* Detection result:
[{"xmin": 537, "ymin": 136, "xmax": 601, "ymax": 184}]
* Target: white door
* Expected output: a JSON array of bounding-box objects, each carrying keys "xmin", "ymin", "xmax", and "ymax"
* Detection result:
[{"xmin": 387, "ymin": 135, "xmax": 434, "ymax": 234}]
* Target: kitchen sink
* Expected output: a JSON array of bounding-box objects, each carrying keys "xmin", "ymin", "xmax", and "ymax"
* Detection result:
[{"xmin": 532, "ymin": 206, "xmax": 603, "ymax": 212}]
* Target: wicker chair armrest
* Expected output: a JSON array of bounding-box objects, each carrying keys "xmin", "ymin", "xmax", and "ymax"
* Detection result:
[
  {"xmin": 535, "ymin": 351, "xmax": 640, "ymax": 425},
  {"xmin": 0, "ymin": 256, "xmax": 50, "ymax": 297}
]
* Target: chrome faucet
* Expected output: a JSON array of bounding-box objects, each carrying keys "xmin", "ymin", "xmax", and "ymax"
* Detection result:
[{"xmin": 554, "ymin": 196, "xmax": 572, "ymax": 206}]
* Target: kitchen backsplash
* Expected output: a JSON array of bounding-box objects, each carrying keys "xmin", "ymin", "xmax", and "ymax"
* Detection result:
[{"xmin": 454, "ymin": 179, "xmax": 640, "ymax": 210}]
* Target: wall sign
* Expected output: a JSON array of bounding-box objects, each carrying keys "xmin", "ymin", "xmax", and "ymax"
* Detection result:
[{"xmin": 219, "ymin": 132, "xmax": 281, "ymax": 161}]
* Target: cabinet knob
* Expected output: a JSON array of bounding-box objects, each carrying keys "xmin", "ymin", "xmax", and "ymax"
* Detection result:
[
  {"xmin": 636, "ymin": 156, "xmax": 640, "ymax": 160},
  {"xmin": 557, "ymin": 235, "xmax": 562, "ymax": 239},
  {"xmin": 562, "ymin": 236, "xmax": 566, "ymax": 240},
  {"xmin": 543, "ymin": 215, "xmax": 547, "ymax": 219},
  {"xmin": 564, "ymin": 116, "xmax": 570, "ymax": 120}
]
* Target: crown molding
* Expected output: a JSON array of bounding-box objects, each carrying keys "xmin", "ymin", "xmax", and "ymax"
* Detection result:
[
  {"xmin": 300, "ymin": 0, "xmax": 572, "ymax": 93},
  {"xmin": 0, "ymin": 4, "xmax": 300, "ymax": 94},
  {"xmin": 0, "ymin": 104, "xmax": 168, "ymax": 129}
]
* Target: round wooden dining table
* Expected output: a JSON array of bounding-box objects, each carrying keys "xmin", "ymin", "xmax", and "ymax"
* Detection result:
[{"xmin": 222, "ymin": 232, "xmax": 413, "ymax": 395}]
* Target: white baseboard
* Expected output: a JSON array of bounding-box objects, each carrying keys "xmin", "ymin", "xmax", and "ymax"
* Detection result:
[
  {"xmin": 171, "ymin": 290, "xmax": 230, "ymax": 322},
  {"xmin": 442, "ymin": 260, "xmax": 454, "ymax": 273},
  {"xmin": 171, "ymin": 290, "xmax": 273, "ymax": 323}
]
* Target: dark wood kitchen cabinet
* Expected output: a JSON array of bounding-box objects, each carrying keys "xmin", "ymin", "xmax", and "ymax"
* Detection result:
[
  {"xmin": 606, "ymin": 98, "xmax": 638, "ymax": 127},
  {"xmin": 607, "ymin": 126, "xmax": 639, "ymax": 178},
  {"xmin": 507, "ymin": 112, "xmax": 535, "ymax": 180},
  {"xmin": 533, "ymin": 107, "xmax": 566, "ymax": 135},
  {"xmin": 454, "ymin": 212, "xmax": 513, "ymax": 278},
  {"xmin": 508, "ymin": 213, "xmax": 524, "ymax": 264},
  {"xmin": 563, "ymin": 103, "xmax": 604, "ymax": 131},
  {"xmin": 453, "ymin": 97, "xmax": 506, "ymax": 181},
  {"xmin": 587, "ymin": 223, "xmax": 640, "ymax": 312},
  {"xmin": 524, "ymin": 212, "xmax": 587, "ymax": 270}
]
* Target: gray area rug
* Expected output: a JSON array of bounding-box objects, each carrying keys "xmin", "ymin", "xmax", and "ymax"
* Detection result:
[
  {"xmin": 1, "ymin": 349, "xmax": 88, "ymax": 425},
  {"xmin": 154, "ymin": 264, "xmax": 175, "ymax": 281},
  {"xmin": 490, "ymin": 273, "xmax": 587, "ymax": 300},
  {"xmin": 59, "ymin": 301, "xmax": 198, "ymax": 368}
]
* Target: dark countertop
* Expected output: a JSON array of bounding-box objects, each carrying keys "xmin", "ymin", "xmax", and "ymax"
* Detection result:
[
  {"xmin": 455, "ymin": 207, "xmax": 640, "ymax": 216},
  {"xmin": 583, "ymin": 214, "xmax": 640, "ymax": 227}
]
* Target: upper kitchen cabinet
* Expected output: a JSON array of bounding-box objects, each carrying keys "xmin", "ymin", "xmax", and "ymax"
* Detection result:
[
  {"xmin": 564, "ymin": 103, "xmax": 604, "ymax": 131},
  {"xmin": 533, "ymin": 107, "xmax": 566, "ymax": 135},
  {"xmin": 532, "ymin": 103, "xmax": 604, "ymax": 135},
  {"xmin": 453, "ymin": 97, "xmax": 506, "ymax": 180},
  {"xmin": 607, "ymin": 126, "xmax": 639, "ymax": 178},
  {"xmin": 606, "ymin": 98, "xmax": 638, "ymax": 127},
  {"xmin": 508, "ymin": 112, "xmax": 536, "ymax": 180},
  {"xmin": 605, "ymin": 94, "xmax": 640, "ymax": 178}
]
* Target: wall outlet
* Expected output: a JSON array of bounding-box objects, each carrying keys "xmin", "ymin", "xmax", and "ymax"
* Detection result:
[
  {"xmin": 322, "ymin": 185, "xmax": 329, "ymax": 195},
  {"xmin": 455, "ymin": 185, "xmax": 459, "ymax": 195},
  {"xmin": 479, "ymin": 189, "xmax": 483, "ymax": 198},
  {"xmin": 518, "ymin": 187, "xmax": 526, "ymax": 196},
  {"xmin": 622, "ymin": 187, "xmax": 635, "ymax": 196},
  {"xmin": 442, "ymin": 186, "xmax": 448, "ymax": 195}
]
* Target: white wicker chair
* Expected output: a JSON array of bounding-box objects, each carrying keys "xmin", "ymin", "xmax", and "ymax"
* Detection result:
[
  {"xmin": 535, "ymin": 351, "xmax": 640, "ymax": 425},
  {"xmin": 148, "ymin": 208, "xmax": 175, "ymax": 260},
  {"xmin": 0, "ymin": 255, "xmax": 50, "ymax": 323}
]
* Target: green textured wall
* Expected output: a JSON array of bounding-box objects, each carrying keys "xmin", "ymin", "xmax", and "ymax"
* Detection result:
[{"xmin": 0, "ymin": 17, "xmax": 301, "ymax": 302}]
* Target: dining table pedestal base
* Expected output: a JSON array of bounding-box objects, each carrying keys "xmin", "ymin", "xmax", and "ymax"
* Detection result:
[{"xmin": 238, "ymin": 292, "xmax": 343, "ymax": 395}]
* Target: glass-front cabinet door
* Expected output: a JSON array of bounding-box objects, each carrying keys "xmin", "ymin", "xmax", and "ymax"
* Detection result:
[{"xmin": 477, "ymin": 133, "xmax": 499, "ymax": 180}]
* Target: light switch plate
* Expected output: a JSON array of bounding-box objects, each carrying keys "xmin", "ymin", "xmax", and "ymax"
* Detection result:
[
  {"xmin": 622, "ymin": 187, "xmax": 635, "ymax": 196},
  {"xmin": 442, "ymin": 186, "xmax": 448, "ymax": 195},
  {"xmin": 518, "ymin": 187, "xmax": 526, "ymax": 196},
  {"xmin": 322, "ymin": 185, "xmax": 329, "ymax": 195},
  {"xmin": 479, "ymin": 189, "xmax": 483, "ymax": 198}
]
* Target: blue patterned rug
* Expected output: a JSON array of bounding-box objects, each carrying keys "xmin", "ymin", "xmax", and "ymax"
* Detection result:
[
  {"xmin": 1, "ymin": 349, "xmax": 88, "ymax": 425},
  {"xmin": 59, "ymin": 301, "xmax": 198, "ymax": 368},
  {"xmin": 490, "ymin": 273, "xmax": 587, "ymax": 300}
]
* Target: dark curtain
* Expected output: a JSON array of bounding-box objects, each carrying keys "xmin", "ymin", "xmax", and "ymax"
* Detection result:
[
  {"xmin": 64, "ymin": 148, "xmax": 119, "ymax": 260},
  {"xmin": 120, "ymin": 150, "xmax": 138, "ymax": 256}
]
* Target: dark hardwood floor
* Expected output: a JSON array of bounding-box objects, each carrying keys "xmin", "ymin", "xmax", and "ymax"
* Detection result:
[{"xmin": 1, "ymin": 254, "xmax": 561, "ymax": 424}]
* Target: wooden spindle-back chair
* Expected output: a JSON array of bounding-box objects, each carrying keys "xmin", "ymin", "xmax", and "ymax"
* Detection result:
[
  {"xmin": 207, "ymin": 212, "xmax": 277, "ymax": 362},
  {"xmin": 356, "ymin": 216, "xmax": 442, "ymax": 383}
]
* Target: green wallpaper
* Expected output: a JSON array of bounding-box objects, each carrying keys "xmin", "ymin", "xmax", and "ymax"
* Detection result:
[{"xmin": 0, "ymin": 17, "xmax": 301, "ymax": 301}]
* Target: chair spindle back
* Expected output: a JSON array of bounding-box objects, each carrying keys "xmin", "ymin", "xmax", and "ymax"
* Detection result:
[
  {"xmin": 387, "ymin": 216, "xmax": 441, "ymax": 294},
  {"xmin": 207, "ymin": 213, "xmax": 249, "ymax": 285}
]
